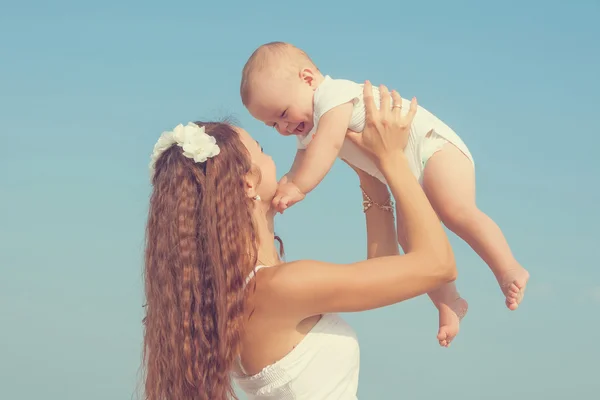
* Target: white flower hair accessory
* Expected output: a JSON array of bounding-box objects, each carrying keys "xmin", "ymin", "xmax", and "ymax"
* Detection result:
[{"xmin": 149, "ymin": 122, "xmax": 221, "ymax": 178}]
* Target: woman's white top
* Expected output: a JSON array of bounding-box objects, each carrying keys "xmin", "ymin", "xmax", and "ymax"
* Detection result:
[{"xmin": 232, "ymin": 265, "xmax": 361, "ymax": 399}]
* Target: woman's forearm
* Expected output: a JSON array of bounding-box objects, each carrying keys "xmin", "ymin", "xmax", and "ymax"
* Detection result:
[
  {"xmin": 378, "ymin": 154, "xmax": 454, "ymax": 269},
  {"xmin": 359, "ymin": 175, "xmax": 399, "ymax": 259}
]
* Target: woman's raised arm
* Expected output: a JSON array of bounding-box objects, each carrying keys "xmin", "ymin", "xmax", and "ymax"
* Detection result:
[{"xmin": 266, "ymin": 82, "xmax": 456, "ymax": 318}]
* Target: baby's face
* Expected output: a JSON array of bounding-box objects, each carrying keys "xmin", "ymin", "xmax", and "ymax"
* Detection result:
[{"xmin": 246, "ymin": 72, "xmax": 317, "ymax": 137}]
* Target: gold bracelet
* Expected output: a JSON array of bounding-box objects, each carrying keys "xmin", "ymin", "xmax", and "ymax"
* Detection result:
[{"xmin": 361, "ymin": 186, "xmax": 394, "ymax": 213}]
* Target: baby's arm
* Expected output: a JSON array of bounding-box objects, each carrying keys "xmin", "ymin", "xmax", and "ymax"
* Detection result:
[
  {"xmin": 290, "ymin": 102, "xmax": 354, "ymax": 194},
  {"xmin": 281, "ymin": 148, "xmax": 307, "ymax": 185}
]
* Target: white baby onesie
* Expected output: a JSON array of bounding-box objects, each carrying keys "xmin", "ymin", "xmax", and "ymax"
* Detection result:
[{"xmin": 296, "ymin": 75, "xmax": 474, "ymax": 184}]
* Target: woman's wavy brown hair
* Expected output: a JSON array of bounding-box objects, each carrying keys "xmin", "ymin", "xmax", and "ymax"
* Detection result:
[{"xmin": 143, "ymin": 122, "xmax": 257, "ymax": 400}]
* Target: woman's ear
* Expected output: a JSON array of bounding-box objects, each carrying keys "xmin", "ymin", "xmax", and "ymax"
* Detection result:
[{"xmin": 244, "ymin": 165, "xmax": 262, "ymax": 200}]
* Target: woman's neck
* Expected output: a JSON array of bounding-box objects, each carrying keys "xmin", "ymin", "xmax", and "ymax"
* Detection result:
[{"xmin": 255, "ymin": 209, "xmax": 280, "ymax": 267}]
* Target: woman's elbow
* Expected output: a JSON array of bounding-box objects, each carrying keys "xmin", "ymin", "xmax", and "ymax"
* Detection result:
[
  {"xmin": 439, "ymin": 246, "xmax": 457, "ymax": 282},
  {"xmin": 441, "ymin": 257, "xmax": 457, "ymax": 283},
  {"xmin": 429, "ymin": 245, "xmax": 457, "ymax": 283}
]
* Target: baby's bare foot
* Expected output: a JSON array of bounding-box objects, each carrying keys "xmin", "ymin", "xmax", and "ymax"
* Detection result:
[
  {"xmin": 437, "ymin": 297, "xmax": 468, "ymax": 348},
  {"xmin": 499, "ymin": 266, "xmax": 530, "ymax": 311}
]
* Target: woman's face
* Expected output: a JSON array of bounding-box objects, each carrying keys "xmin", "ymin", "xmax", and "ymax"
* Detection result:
[{"xmin": 235, "ymin": 127, "xmax": 278, "ymax": 203}]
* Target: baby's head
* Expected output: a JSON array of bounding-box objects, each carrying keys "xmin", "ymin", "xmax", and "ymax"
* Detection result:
[{"xmin": 241, "ymin": 42, "xmax": 323, "ymax": 137}]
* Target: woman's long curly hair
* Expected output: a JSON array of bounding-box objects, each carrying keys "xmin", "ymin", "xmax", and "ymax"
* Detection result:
[{"xmin": 142, "ymin": 122, "xmax": 257, "ymax": 400}]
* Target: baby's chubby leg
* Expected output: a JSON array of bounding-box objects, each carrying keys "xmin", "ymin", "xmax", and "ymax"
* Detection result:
[
  {"xmin": 397, "ymin": 218, "xmax": 467, "ymax": 347},
  {"xmin": 421, "ymin": 141, "xmax": 529, "ymax": 311}
]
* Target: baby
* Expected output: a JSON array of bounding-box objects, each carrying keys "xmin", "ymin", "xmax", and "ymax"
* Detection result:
[{"xmin": 240, "ymin": 42, "xmax": 529, "ymax": 346}]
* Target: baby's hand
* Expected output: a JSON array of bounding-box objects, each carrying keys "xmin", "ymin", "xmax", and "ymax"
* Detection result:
[{"xmin": 273, "ymin": 181, "xmax": 305, "ymax": 213}]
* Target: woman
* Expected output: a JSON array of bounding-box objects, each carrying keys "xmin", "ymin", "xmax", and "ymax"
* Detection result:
[{"xmin": 142, "ymin": 82, "xmax": 456, "ymax": 399}]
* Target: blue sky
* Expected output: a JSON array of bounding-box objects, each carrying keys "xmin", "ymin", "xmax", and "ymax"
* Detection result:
[{"xmin": 1, "ymin": 0, "xmax": 599, "ymax": 399}]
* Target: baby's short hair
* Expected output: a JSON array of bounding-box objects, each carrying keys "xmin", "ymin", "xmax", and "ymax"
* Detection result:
[{"xmin": 240, "ymin": 42, "xmax": 317, "ymax": 106}]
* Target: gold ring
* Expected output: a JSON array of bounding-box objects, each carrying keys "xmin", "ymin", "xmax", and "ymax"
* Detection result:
[{"xmin": 392, "ymin": 105, "xmax": 402, "ymax": 109}]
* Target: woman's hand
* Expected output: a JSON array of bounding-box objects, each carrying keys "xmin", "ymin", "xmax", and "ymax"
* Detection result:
[{"xmin": 346, "ymin": 81, "xmax": 417, "ymax": 166}]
